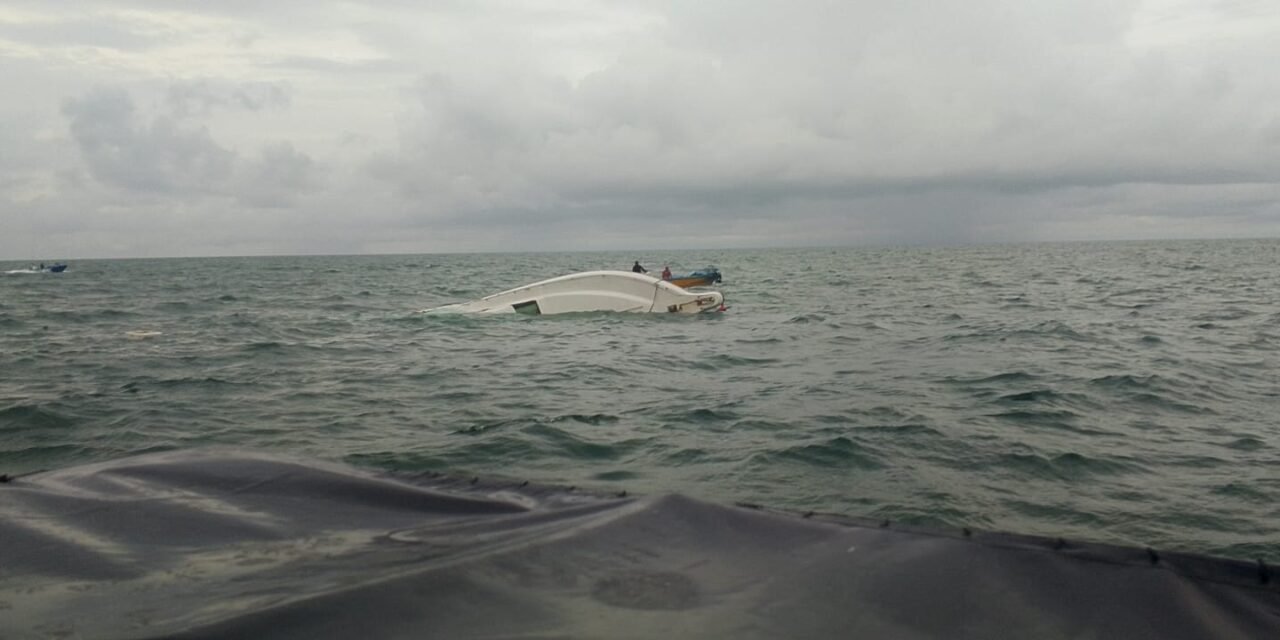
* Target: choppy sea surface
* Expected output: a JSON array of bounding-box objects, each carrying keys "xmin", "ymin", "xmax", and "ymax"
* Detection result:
[{"xmin": 2, "ymin": 240, "xmax": 1278, "ymax": 561}]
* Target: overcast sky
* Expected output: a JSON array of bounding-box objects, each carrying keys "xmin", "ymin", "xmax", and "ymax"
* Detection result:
[{"xmin": 2, "ymin": 1, "xmax": 1278, "ymax": 258}]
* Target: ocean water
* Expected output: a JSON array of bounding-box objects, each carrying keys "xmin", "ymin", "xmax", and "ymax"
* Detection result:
[{"xmin": 2, "ymin": 240, "xmax": 1278, "ymax": 561}]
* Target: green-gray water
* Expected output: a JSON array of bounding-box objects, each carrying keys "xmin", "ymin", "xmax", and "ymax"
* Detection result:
[{"xmin": 3, "ymin": 240, "xmax": 1278, "ymax": 561}]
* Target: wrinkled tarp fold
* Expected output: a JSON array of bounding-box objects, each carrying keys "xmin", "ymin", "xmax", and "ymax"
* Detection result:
[{"xmin": 0, "ymin": 450, "xmax": 1276, "ymax": 639}]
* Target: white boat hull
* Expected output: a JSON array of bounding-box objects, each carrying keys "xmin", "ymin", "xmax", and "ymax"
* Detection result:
[{"xmin": 424, "ymin": 271, "xmax": 724, "ymax": 315}]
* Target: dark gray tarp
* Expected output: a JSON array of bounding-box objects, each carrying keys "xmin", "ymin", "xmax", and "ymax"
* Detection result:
[{"xmin": 1, "ymin": 450, "xmax": 1276, "ymax": 639}]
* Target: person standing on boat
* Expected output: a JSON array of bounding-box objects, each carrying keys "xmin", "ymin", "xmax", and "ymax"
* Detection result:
[
  {"xmin": 632, "ymin": 261, "xmax": 647, "ymax": 274},
  {"xmin": 661, "ymin": 265, "xmax": 672, "ymax": 280}
]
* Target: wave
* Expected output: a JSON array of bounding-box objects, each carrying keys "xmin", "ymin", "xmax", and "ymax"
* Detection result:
[
  {"xmin": 942, "ymin": 371, "xmax": 1039, "ymax": 385},
  {"xmin": 454, "ymin": 413, "xmax": 622, "ymax": 436},
  {"xmin": 995, "ymin": 451, "xmax": 1144, "ymax": 481},
  {"xmin": 942, "ymin": 323, "xmax": 1090, "ymax": 343},
  {"xmin": 757, "ymin": 436, "xmax": 886, "ymax": 470},
  {"xmin": 851, "ymin": 423, "xmax": 940, "ymax": 437},
  {"xmin": 1192, "ymin": 308, "xmax": 1255, "ymax": 322},
  {"xmin": 1088, "ymin": 374, "xmax": 1163, "ymax": 390},
  {"xmin": 826, "ymin": 335, "xmax": 862, "ymax": 345},
  {"xmin": 1210, "ymin": 482, "xmax": 1271, "ymax": 502},
  {"xmin": 690, "ymin": 354, "xmax": 780, "ymax": 370},
  {"xmin": 785, "ymin": 313, "xmax": 825, "ymax": 324},
  {"xmin": 993, "ymin": 389, "xmax": 1092, "ymax": 406},
  {"xmin": 0, "ymin": 403, "xmax": 79, "ymax": 433},
  {"xmin": 734, "ymin": 337, "xmax": 782, "ymax": 345},
  {"xmin": 520, "ymin": 423, "xmax": 640, "ymax": 460},
  {"xmin": 150, "ymin": 376, "xmax": 255, "ymax": 389},
  {"xmin": 986, "ymin": 410, "xmax": 1106, "ymax": 434},
  {"xmin": 29, "ymin": 308, "xmax": 139, "ymax": 324},
  {"xmin": 1222, "ymin": 437, "xmax": 1264, "ymax": 451},
  {"xmin": 1123, "ymin": 392, "xmax": 1214, "ymax": 414},
  {"xmin": 673, "ymin": 407, "xmax": 740, "ymax": 423}
]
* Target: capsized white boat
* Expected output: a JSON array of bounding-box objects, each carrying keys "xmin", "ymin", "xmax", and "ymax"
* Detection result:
[{"xmin": 423, "ymin": 270, "xmax": 725, "ymax": 315}]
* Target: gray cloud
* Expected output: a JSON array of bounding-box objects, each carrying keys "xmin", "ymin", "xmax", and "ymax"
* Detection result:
[
  {"xmin": 236, "ymin": 142, "xmax": 317, "ymax": 208},
  {"xmin": 62, "ymin": 88, "xmax": 236, "ymax": 194},
  {"xmin": 0, "ymin": 15, "xmax": 161, "ymax": 51},
  {"xmin": 166, "ymin": 80, "xmax": 290, "ymax": 118},
  {"xmin": 256, "ymin": 56, "xmax": 408, "ymax": 75},
  {"xmin": 55, "ymin": 84, "xmax": 318, "ymax": 213},
  {"xmin": 2, "ymin": 1, "xmax": 1279, "ymax": 258}
]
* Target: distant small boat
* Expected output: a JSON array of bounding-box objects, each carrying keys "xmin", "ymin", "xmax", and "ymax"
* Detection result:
[
  {"xmin": 423, "ymin": 271, "xmax": 725, "ymax": 315},
  {"xmin": 666, "ymin": 267, "xmax": 722, "ymax": 289},
  {"xmin": 4, "ymin": 263, "xmax": 67, "ymax": 275}
]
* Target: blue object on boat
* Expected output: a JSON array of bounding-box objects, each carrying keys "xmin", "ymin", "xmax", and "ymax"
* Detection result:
[{"xmin": 669, "ymin": 266, "xmax": 722, "ymax": 287}]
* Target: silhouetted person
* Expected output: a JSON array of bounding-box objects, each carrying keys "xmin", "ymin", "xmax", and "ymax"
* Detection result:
[{"xmin": 632, "ymin": 261, "xmax": 647, "ymax": 274}]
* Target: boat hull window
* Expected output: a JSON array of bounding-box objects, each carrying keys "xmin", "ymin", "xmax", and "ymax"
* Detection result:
[{"xmin": 512, "ymin": 300, "xmax": 541, "ymax": 315}]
